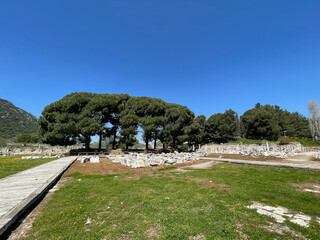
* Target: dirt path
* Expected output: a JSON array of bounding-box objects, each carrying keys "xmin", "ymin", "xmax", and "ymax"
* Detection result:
[{"xmin": 207, "ymin": 153, "xmax": 319, "ymax": 164}]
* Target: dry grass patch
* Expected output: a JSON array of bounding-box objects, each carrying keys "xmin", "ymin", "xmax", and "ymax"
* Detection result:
[
  {"xmin": 66, "ymin": 158, "xmax": 210, "ymax": 177},
  {"xmin": 259, "ymin": 224, "xmax": 307, "ymax": 239},
  {"xmin": 188, "ymin": 233, "xmax": 206, "ymax": 240},
  {"xmin": 146, "ymin": 224, "xmax": 162, "ymax": 238},
  {"xmin": 292, "ymin": 183, "xmax": 320, "ymax": 195},
  {"xmin": 190, "ymin": 177, "xmax": 225, "ymax": 189}
]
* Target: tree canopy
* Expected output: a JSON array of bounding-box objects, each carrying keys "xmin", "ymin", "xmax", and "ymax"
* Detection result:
[
  {"xmin": 206, "ymin": 110, "xmax": 238, "ymax": 143},
  {"xmin": 39, "ymin": 93, "xmax": 195, "ymax": 149},
  {"xmin": 241, "ymin": 104, "xmax": 310, "ymax": 140},
  {"xmin": 39, "ymin": 94, "xmax": 311, "ymax": 149}
]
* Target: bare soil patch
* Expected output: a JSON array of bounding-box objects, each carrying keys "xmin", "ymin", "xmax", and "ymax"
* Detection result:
[
  {"xmin": 259, "ymin": 224, "xmax": 307, "ymax": 239},
  {"xmin": 188, "ymin": 233, "xmax": 206, "ymax": 240},
  {"xmin": 292, "ymin": 183, "xmax": 320, "ymax": 195},
  {"xmin": 146, "ymin": 224, "xmax": 161, "ymax": 238},
  {"xmin": 8, "ymin": 177, "xmax": 74, "ymax": 240},
  {"xmin": 65, "ymin": 158, "xmax": 212, "ymax": 178},
  {"xmin": 190, "ymin": 177, "xmax": 225, "ymax": 189}
]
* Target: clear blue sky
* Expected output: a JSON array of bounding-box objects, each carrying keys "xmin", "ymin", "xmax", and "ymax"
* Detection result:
[{"xmin": 0, "ymin": 1, "xmax": 319, "ymax": 118}]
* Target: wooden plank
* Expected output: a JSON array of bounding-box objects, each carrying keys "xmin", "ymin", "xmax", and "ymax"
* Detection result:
[{"xmin": 0, "ymin": 156, "xmax": 76, "ymax": 236}]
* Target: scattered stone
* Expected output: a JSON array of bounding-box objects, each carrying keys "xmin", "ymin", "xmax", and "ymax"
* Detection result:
[
  {"xmin": 77, "ymin": 156, "xmax": 90, "ymax": 163},
  {"xmin": 290, "ymin": 214, "xmax": 311, "ymax": 227},
  {"xmin": 247, "ymin": 202, "xmax": 316, "ymax": 227},
  {"xmin": 0, "ymin": 144, "xmax": 79, "ymax": 156},
  {"xmin": 108, "ymin": 151, "xmax": 206, "ymax": 168},
  {"xmin": 85, "ymin": 218, "xmax": 91, "ymax": 225},
  {"xmin": 21, "ymin": 154, "xmax": 60, "ymax": 159},
  {"xmin": 201, "ymin": 142, "xmax": 305, "ymax": 158},
  {"xmin": 48, "ymin": 186, "xmax": 58, "ymax": 193},
  {"xmin": 90, "ymin": 156, "xmax": 100, "ymax": 163},
  {"xmin": 304, "ymin": 189, "xmax": 320, "ymax": 194}
]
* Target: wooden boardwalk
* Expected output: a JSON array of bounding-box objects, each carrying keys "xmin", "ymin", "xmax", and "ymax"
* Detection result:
[
  {"xmin": 201, "ymin": 157, "xmax": 320, "ymax": 170},
  {"xmin": 0, "ymin": 156, "xmax": 76, "ymax": 236}
]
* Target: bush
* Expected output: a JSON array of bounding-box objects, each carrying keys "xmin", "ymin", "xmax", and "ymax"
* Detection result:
[
  {"xmin": 229, "ymin": 138, "xmax": 271, "ymax": 145},
  {"xmin": 288, "ymin": 137, "xmax": 320, "ymax": 147},
  {"xmin": 15, "ymin": 134, "xmax": 39, "ymax": 143},
  {"xmin": 278, "ymin": 136, "xmax": 290, "ymax": 145},
  {"xmin": 0, "ymin": 137, "xmax": 7, "ymax": 147}
]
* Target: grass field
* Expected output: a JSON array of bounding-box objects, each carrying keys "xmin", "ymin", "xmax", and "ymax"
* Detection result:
[
  {"xmin": 0, "ymin": 155, "xmax": 58, "ymax": 179},
  {"xmin": 24, "ymin": 162, "xmax": 320, "ymax": 239}
]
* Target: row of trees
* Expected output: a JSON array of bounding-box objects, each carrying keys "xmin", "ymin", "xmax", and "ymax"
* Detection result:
[
  {"xmin": 199, "ymin": 104, "xmax": 309, "ymax": 143},
  {"xmin": 39, "ymin": 93, "xmax": 194, "ymax": 149},
  {"xmin": 39, "ymin": 93, "xmax": 311, "ymax": 149}
]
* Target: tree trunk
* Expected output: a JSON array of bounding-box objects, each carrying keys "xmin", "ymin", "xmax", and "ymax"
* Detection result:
[
  {"xmin": 145, "ymin": 137, "xmax": 149, "ymax": 150},
  {"xmin": 154, "ymin": 133, "xmax": 157, "ymax": 149},
  {"xmin": 98, "ymin": 131, "xmax": 102, "ymax": 150},
  {"xmin": 172, "ymin": 137, "xmax": 176, "ymax": 149},
  {"xmin": 85, "ymin": 136, "xmax": 91, "ymax": 149},
  {"xmin": 112, "ymin": 127, "xmax": 118, "ymax": 149}
]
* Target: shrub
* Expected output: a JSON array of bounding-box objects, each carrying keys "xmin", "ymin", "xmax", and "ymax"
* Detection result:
[
  {"xmin": 15, "ymin": 134, "xmax": 39, "ymax": 143},
  {"xmin": 278, "ymin": 136, "xmax": 290, "ymax": 145},
  {"xmin": 288, "ymin": 137, "xmax": 320, "ymax": 147},
  {"xmin": 0, "ymin": 137, "xmax": 7, "ymax": 147}
]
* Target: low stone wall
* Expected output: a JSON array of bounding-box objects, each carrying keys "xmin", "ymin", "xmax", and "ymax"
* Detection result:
[
  {"xmin": 0, "ymin": 144, "xmax": 79, "ymax": 156},
  {"xmin": 109, "ymin": 151, "xmax": 207, "ymax": 168},
  {"xmin": 200, "ymin": 142, "xmax": 304, "ymax": 158}
]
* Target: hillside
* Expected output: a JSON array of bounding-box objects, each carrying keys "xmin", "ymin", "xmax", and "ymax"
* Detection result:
[{"xmin": 0, "ymin": 98, "xmax": 39, "ymax": 139}]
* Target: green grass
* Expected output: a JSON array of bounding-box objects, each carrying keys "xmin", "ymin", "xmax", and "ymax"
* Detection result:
[
  {"xmin": 26, "ymin": 164, "xmax": 320, "ymax": 239},
  {"xmin": 288, "ymin": 137, "xmax": 320, "ymax": 147},
  {"xmin": 0, "ymin": 155, "xmax": 58, "ymax": 179},
  {"xmin": 229, "ymin": 137, "xmax": 320, "ymax": 147}
]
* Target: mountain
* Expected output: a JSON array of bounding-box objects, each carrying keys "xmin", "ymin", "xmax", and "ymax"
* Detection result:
[{"xmin": 0, "ymin": 98, "xmax": 39, "ymax": 139}]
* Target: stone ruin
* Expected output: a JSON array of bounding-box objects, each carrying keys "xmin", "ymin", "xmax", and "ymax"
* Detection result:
[
  {"xmin": 21, "ymin": 154, "xmax": 65, "ymax": 159},
  {"xmin": 76, "ymin": 155, "xmax": 101, "ymax": 163},
  {"xmin": 0, "ymin": 144, "xmax": 80, "ymax": 156},
  {"xmin": 109, "ymin": 151, "xmax": 207, "ymax": 168},
  {"xmin": 200, "ymin": 142, "xmax": 304, "ymax": 158}
]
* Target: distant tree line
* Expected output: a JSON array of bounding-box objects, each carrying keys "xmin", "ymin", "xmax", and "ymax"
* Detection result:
[{"xmin": 39, "ymin": 93, "xmax": 311, "ymax": 149}]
